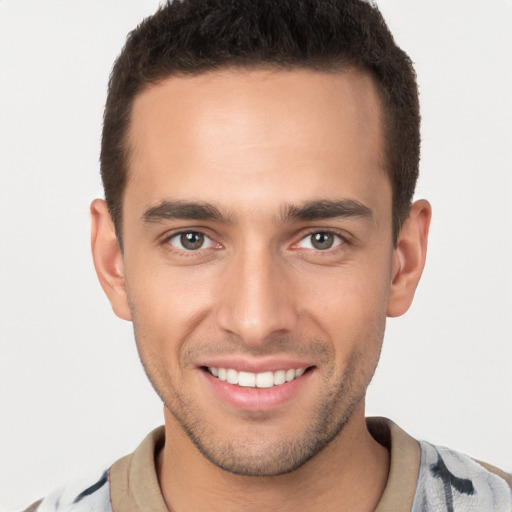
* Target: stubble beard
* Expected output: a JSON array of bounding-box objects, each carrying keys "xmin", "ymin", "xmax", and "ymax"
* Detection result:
[
  {"xmin": 133, "ymin": 326, "xmax": 383, "ymax": 478},
  {"xmin": 165, "ymin": 354, "xmax": 370, "ymax": 477}
]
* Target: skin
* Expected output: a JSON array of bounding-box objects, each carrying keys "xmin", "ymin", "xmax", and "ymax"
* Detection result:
[{"xmin": 91, "ymin": 68, "xmax": 431, "ymax": 512}]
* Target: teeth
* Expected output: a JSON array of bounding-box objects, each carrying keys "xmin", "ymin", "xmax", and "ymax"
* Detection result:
[
  {"xmin": 208, "ymin": 366, "xmax": 308, "ymax": 388},
  {"xmin": 256, "ymin": 371, "xmax": 274, "ymax": 388},
  {"xmin": 238, "ymin": 371, "xmax": 256, "ymax": 387},
  {"xmin": 273, "ymin": 370, "xmax": 286, "ymax": 385},
  {"xmin": 226, "ymin": 368, "xmax": 239, "ymax": 385}
]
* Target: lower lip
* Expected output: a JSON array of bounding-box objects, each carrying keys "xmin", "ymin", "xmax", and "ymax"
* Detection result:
[{"xmin": 201, "ymin": 369, "xmax": 313, "ymax": 412}]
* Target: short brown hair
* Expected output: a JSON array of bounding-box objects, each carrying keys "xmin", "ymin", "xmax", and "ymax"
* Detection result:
[{"xmin": 101, "ymin": 0, "xmax": 420, "ymax": 246}]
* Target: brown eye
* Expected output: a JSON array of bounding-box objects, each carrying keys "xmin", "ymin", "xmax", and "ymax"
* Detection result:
[
  {"xmin": 311, "ymin": 232, "xmax": 335, "ymax": 250},
  {"xmin": 297, "ymin": 232, "xmax": 343, "ymax": 251},
  {"xmin": 181, "ymin": 232, "xmax": 204, "ymax": 250},
  {"xmin": 168, "ymin": 231, "xmax": 212, "ymax": 251}
]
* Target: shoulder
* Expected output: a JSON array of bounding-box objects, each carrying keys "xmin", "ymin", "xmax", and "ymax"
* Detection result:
[
  {"xmin": 20, "ymin": 427, "xmax": 166, "ymax": 512},
  {"xmin": 475, "ymin": 458, "xmax": 512, "ymax": 488},
  {"xmin": 413, "ymin": 440, "xmax": 512, "ymax": 511},
  {"xmin": 21, "ymin": 469, "xmax": 112, "ymax": 512}
]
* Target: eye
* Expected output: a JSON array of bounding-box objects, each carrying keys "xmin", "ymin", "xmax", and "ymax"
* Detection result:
[
  {"xmin": 296, "ymin": 232, "xmax": 344, "ymax": 251},
  {"xmin": 167, "ymin": 231, "xmax": 216, "ymax": 251}
]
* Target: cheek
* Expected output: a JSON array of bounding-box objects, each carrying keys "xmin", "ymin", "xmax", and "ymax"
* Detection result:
[
  {"xmin": 126, "ymin": 253, "xmax": 214, "ymax": 312},
  {"xmin": 124, "ymin": 263, "xmax": 215, "ymax": 355},
  {"xmin": 303, "ymin": 261, "xmax": 390, "ymax": 309},
  {"xmin": 298, "ymin": 260, "xmax": 391, "ymax": 346}
]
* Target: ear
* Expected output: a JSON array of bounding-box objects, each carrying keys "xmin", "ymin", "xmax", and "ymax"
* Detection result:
[
  {"xmin": 90, "ymin": 199, "xmax": 132, "ymax": 321},
  {"xmin": 387, "ymin": 199, "xmax": 432, "ymax": 317}
]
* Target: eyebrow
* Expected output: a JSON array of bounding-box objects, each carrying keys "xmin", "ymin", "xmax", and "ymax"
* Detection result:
[
  {"xmin": 142, "ymin": 198, "xmax": 372, "ymax": 224},
  {"xmin": 142, "ymin": 201, "xmax": 232, "ymax": 223},
  {"xmin": 278, "ymin": 199, "xmax": 373, "ymax": 223}
]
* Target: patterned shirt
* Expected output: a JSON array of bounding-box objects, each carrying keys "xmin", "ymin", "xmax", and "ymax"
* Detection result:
[{"xmin": 23, "ymin": 418, "xmax": 512, "ymax": 512}]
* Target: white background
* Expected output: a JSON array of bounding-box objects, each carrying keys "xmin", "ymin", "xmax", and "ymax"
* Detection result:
[{"xmin": 1, "ymin": 1, "xmax": 511, "ymax": 509}]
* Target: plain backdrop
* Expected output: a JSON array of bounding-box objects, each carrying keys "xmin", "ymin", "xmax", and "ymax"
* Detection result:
[{"xmin": 1, "ymin": 1, "xmax": 511, "ymax": 509}]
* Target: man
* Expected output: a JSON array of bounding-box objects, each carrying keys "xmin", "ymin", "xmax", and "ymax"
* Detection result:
[{"xmin": 20, "ymin": 0, "xmax": 511, "ymax": 511}]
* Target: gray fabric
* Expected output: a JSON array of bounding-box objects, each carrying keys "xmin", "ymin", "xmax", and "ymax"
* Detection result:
[
  {"xmin": 412, "ymin": 441, "xmax": 512, "ymax": 512},
  {"xmin": 28, "ymin": 469, "xmax": 112, "ymax": 512},
  {"xmin": 23, "ymin": 433, "xmax": 512, "ymax": 511}
]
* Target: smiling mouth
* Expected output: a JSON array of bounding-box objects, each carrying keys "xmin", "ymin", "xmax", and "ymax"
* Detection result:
[{"xmin": 204, "ymin": 366, "xmax": 312, "ymax": 389}]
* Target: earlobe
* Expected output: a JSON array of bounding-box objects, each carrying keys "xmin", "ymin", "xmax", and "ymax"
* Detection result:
[
  {"xmin": 90, "ymin": 199, "xmax": 132, "ymax": 321},
  {"xmin": 387, "ymin": 199, "xmax": 432, "ymax": 318}
]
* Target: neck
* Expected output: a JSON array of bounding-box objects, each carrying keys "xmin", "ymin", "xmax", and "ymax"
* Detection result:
[{"xmin": 157, "ymin": 404, "xmax": 390, "ymax": 512}]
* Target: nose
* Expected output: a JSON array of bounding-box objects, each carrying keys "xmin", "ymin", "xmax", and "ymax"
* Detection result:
[{"xmin": 215, "ymin": 246, "xmax": 299, "ymax": 346}]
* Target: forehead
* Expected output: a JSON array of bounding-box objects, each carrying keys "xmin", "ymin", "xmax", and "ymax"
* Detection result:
[{"xmin": 125, "ymin": 68, "xmax": 389, "ymax": 220}]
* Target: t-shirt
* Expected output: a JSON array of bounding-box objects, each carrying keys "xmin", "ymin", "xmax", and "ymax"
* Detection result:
[{"xmin": 23, "ymin": 418, "xmax": 512, "ymax": 512}]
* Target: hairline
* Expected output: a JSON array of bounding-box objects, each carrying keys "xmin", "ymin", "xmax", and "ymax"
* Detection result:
[{"xmin": 115, "ymin": 62, "xmax": 399, "ymax": 251}]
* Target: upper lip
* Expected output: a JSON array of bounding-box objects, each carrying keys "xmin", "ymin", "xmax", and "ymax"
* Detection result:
[{"xmin": 198, "ymin": 357, "xmax": 314, "ymax": 373}]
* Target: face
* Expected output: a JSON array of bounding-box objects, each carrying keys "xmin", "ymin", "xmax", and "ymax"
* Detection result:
[{"xmin": 112, "ymin": 68, "xmax": 398, "ymax": 475}]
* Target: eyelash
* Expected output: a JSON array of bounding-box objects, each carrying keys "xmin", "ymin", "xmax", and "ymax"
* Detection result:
[
  {"xmin": 163, "ymin": 230, "xmax": 220, "ymax": 255},
  {"xmin": 292, "ymin": 229, "xmax": 347, "ymax": 253},
  {"xmin": 161, "ymin": 228, "xmax": 348, "ymax": 255}
]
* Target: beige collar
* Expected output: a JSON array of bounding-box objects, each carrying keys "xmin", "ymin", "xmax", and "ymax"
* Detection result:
[
  {"xmin": 110, "ymin": 417, "xmax": 420, "ymax": 512},
  {"xmin": 369, "ymin": 417, "xmax": 420, "ymax": 512},
  {"xmin": 110, "ymin": 426, "xmax": 168, "ymax": 512}
]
